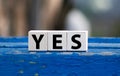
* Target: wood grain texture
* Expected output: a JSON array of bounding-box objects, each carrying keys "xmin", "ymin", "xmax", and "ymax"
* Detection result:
[{"xmin": 0, "ymin": 37, "xmax": 120, "ymax": 76}]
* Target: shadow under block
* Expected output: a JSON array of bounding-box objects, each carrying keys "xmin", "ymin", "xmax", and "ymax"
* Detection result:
[{"xmin": 0, "ymin": 37, "xmax": 120, "ymax": 76}]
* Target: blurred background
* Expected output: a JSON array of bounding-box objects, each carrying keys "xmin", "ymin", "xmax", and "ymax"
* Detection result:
[{"xmin": 0, "ymin": 0, "xmax": 120, "ymax": 37}]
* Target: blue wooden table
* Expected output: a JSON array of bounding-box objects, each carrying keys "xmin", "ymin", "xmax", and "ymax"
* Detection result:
[{"xmin": 0, "ymin": 37, "xmax": 120, "ymax": 76}]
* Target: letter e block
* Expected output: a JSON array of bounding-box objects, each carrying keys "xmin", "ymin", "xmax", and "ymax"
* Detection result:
[{"xmin": 48, "ymin": 31, "xmax": 67, "ymax": 51}]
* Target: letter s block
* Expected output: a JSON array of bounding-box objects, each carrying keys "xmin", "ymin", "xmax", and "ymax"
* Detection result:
[
  {"xmin": 67, "ymin": 31, "xmax": 88, "ymax": 51},
  {"xmin": 28, "ymin": 31, "xmax": 48, "ymax": 51}
]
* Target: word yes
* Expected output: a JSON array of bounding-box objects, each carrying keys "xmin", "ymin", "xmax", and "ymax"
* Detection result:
[{"xmin": 28, "ymin": 31, "xmax": 88, "ymax": 51}]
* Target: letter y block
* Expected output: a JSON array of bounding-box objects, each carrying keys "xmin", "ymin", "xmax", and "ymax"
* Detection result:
[{"xmin": 28, "ymin": 31, "xmax": 48, "ymax": 51}]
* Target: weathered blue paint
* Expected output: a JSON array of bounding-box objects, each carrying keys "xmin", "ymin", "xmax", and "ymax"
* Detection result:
[{"xmin": 0, "ymin": 37, "xmax": 120, "ymax": 76}]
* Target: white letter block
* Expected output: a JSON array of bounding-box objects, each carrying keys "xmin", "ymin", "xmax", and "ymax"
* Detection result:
[
  {"xmin": 48, "ymin": 31, "xmax": 67, "ymax": 51},
  {"xmin": 28, "ymin": 30, "xmax": 48, "ymax": 51},
  {"xmin": 67, "ymin": 31, "xmax": 88, "ymax": 51}
]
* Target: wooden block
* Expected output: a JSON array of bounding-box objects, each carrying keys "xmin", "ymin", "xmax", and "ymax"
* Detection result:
[
  {"xmin": 48, "ymin": 31, "xmax": 67, "ymax": 51},
  {"xmin": 28, "ymin": 30, "xmax": 48, "ymax": 51},
  {"xmin": 67, "ymin": 31, "xmax": 88, "ymax": 51}
]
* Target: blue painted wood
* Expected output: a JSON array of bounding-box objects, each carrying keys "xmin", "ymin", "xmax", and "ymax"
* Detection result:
[
  {"xmin": 0, "ymin": 37, "xmax": 120, "ymax": 76},
  {"xmin": 0, "ymin": 37, "xmax": 28, "ymax": 42}
]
